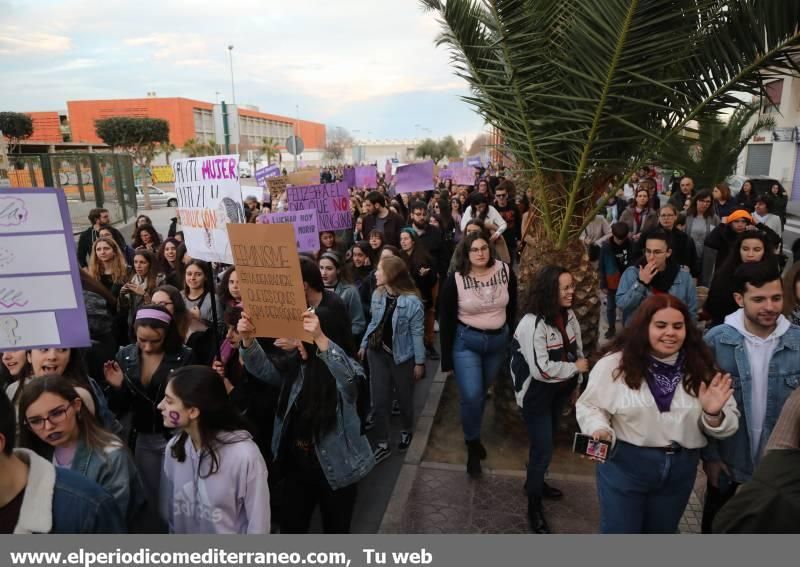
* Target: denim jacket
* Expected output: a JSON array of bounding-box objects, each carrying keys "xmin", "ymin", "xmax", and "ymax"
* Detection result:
[
  {"xmin": 360, "ymin": 291, "xmax": 425, "ymax": 365},
  {"xmin": 704, "ymin": 323, "xmax": 800, "ymax": 483},
  {"xmin": 240, "ymin": 340, "xmax": 375, "ymax": 490},
  {"xmin": 616, "ymin": 264, "xmax": 697, "ymax": 325}
]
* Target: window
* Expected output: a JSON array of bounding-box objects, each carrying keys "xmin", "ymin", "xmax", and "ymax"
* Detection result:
[
  {"xmin": 763, "ymin": 79, "xmax": 783, "ymax": 114},
  {"xmin": 745, "ymin": 144, "xmax": 772, "ymax": 176}
]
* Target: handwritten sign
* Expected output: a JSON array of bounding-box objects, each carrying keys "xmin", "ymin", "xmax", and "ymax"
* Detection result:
[
  {"xmin": 227, "ymin": 223, "xmax": 311, "ymax": 342},
  {"xmin": 355, "ymin": 165, "xmax": 377, "ymax": 188},
  {"xmin": 452, "ymin": 165, "xmax": 477, "ymax": 186},
  {"xmin": 255, "ymin": 164, "xmax": 281, "ymax": 187},
  {"xmin": 266, "ymin": 176, "xmax": 288, "ymax": 204},
  {"xmin": 172, "ymin": 155, "xmax": 245, "ymax": 264},
  {"xmin": 395, "ymin": 161, "xmax": 435, "ymax": 193},
  {"xmin": 286, "ymin": 181, "xmax": 352, "ymax": 231},
  {"xmin": 466, "ymin": 155, "xmax": 483, "ymax": 168},
  {"xmin": 287, "ymin": 168, "xmax": 320, "ymax": 186},
  {"xmin": 0, "ymin": 188, "xmax": 90, "ymax": 351},
  {"xmin": 257, "ymin": 209, "xmax": 320, "ymax": 254}
]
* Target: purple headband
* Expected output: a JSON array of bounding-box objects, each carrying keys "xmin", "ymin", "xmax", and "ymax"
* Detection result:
[{"xmin": 136, "ymin": 308, "xmax": 172, "ymax": 324}]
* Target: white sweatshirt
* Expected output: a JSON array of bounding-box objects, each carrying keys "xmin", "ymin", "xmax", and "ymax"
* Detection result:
[
  {"xmin": 577, "ymin": 351, "xmax": 739, "ymax": 448},
  {"xmin": 460, "ymin": 205, "xmax": 507, "ymax": 235}
]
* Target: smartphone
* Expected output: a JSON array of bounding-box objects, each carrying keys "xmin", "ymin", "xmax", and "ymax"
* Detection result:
[{"xmin": 572, "ymin": 432, "xmax": 611, "ymax": 462}]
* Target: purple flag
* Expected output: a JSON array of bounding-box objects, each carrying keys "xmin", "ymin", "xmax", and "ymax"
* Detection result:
[
  {"xmin": 395, "ymin": 161, "xmax": 435, "ymax": 194},
  {"xmin": 355, "ymin": 165, "xmax": 378, "ymax": 188},
  {"xmin": 257, "ymin": 209, "xmax": 320, "ymax": 253},
  {"xmin": 286, "ymin": 181, "xmax": 352, "ymax": 231}
]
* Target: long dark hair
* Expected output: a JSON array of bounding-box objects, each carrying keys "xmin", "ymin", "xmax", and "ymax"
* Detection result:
[
  {"xmin": 133, "ymin": 224, "xmax": 161, "ymax": 250},
  {"xmin": 152, "ymin": 285, "xmax": 191, "ymax": 340},
  {"xmin": 520, "ymin": 265, "xmax": 569, "ymax": 326},
  {"xmin": 687, "ymin": 189, "xmax": 714, "ymax": 218},
  {"xmin": 131, "ymin": 249, "xmax": 159, "ymax": 292},
  {"xmin": 134, "ymin": 304, "xmax": 183, "ymax": 355},
  {"xmin": 716, "ymin": 232, "xmax": 777, "ymax": 278},
  {"xmin": 1, "ymin": 353, "xmax": 31, "ymax": 401},
  {"xmin": 19, "ymin": 375, "xmax": 121, "ymax": 458},
  {"xmin": 401, "ymin": 228, "xmax": 434, "ymax": 275},
  {"xmin": 435, "ymin": 197, "xmax": 455, "ymax": 233},
  {"xmin": 168, "ymin": 366, "xmax": 252, "ymax": 478},
  {"xmin": 602, "ymin": 294, "xmax": 717, "ymax": 395},
  {"xmin": 157, "ymin": 237, "xmax": 181, "ymax": 275},
  {"xmin": 183, "ymin": 259, "xmax": 213, "ymax": 296},
  {"xmin": 27, "ymin": 348, "xmax": 91, "ymax": 392},
  {"xmin": 218, "ymin": 266, "xmax": 240, "ymax": 307}
]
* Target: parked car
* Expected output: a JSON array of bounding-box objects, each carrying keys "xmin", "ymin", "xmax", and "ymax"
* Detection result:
[
  {"xmin": 726, "ymin": 175, "xmax": 783, "ymax": 197},
  {"xmin": 135, "ymin": 184, "xmax": 178, "ymax": 208}
]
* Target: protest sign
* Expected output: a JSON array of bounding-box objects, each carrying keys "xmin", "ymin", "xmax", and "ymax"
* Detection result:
[
  {"xmin": 286, "ymin": 181, "xmax": 352, "ymax": 231},
  {"xmin": 266, "ymin": 176, "xmax": 288, "ymax": 204},
  {"xmin": 355, "ymin": 165, "xmax": 377, "ymax": 188},
  {"xmin": 466, "ymin": 155, "xmax": 483, "ymax": 168},
  {"xmin": 439, "ymin": 168, "xmax": 454, "ymax": 180},
  {"xmin": 394, "ymin": 161, "xmax": 435, "ymax": 193},
  {"xmin": 385, "ymin": 160, "xmax": 393, "ymax": 184},
  {"xmin": 453, "ymin": 165, "xmax": 477, "ymax": 186},
  {"xmin": 0, "ymin": 188, "xmax": 90, "ymax": 351},
  {"xmin": 257, "ymin": 209, "xmax": 320, "ymax": 254},
  {"xmin": 254, "ymin": 164, "xmax": 281, "ymax": 187},
  {"xmin": 172, "ymin": 155, "xmax": 246, "ymax": 264},
  {"xmin": 227, "ymin": 223, "xmax": 311, "ymax": 342},
  {"xmin": 343, "ymin": 167, "xmax": 356, "ymax": 188},
  {"xmin": 287, "ymin": 168, "xmax": 320, "ymax": 186}
]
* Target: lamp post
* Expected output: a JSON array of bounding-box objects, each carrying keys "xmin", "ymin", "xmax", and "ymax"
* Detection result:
[{"xmin": 227, "ymin": 45, "xmax": 236, "ymax": 105}]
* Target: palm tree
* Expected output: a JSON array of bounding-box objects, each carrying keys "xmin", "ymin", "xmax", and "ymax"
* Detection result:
[
  {"xmin": 260, "ymin": 137, "xmax": 281, "ymax": 164},
  {"xmin": 421, "ymin": 0, "xmax": 800, "ymax": 348},
  {"xmin": 182, "ymin": 138, "xmax": 204, "ymax": 158},
  {"xmin": 658, "ymin": 104, "xmax": 776, "ymax": 191},
  {"xmin": 160, "ymin": 142, "xmax": 177, "ymax": 165}
]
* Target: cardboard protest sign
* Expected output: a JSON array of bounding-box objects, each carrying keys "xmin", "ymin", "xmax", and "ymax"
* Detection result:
[
  {"xmin": 227, "ymin": 223, "xmax": 311, "ymax": 342},
  {"xmin": 0, "ymin": 188, "xmax": 90, "ymax": 351},
  {"xmin": 355, "ymin": 165, "xmax": 377, "ymax": 188},
  {"xmin": 265, "ymin": 176, "xmax": 288, "ymax": 204},
  {"xmin": 343, "ymin": 167, "xmax": 356, "ymax": 188},
  {"xmin": 287, "ymin": 168, "xmax": 320, "ymax": 186},
  {"xmin": 172, "ymin": 155, "xmax": 246, "ymax": 264},
  {"xmin": 394, "ymin": 161, "xmax": 435, "ymax": 193},
  {"xmin": 255, "ymin": 164, "xmax": 281, "ymax": 187},
  {"xmin": 286, "ymin": 181, "xmax": 352, "ymax": 231},
  {"xmin": 385, "ymin": 160, "xmax": 393, "ymax": 184},
  {"xmin": 453, "ymin": 165, "xmax": 477, "ymax": 186},
  {"xmin": 466, "ymin": 155, "xmax": 483, "ymax": 168},
  {"xmin": 257, "ymin": 209, "xmax": 320, "ymax": 254}
]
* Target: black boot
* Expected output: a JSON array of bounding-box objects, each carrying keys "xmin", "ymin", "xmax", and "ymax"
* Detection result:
[
  {"xmin": 466, "ymin": 440, "xmax": 483, "ymax": 477},
  {"xmin": 542, "ymin": 482, "xmax": 563, "ymax": 500},
  {"xmin": 528, "ymin": 497, "xmax": 551, "ymax": 534},
  {"xmin": 465, "ymin": 439, "xmax": 487, "ymax": 460}
]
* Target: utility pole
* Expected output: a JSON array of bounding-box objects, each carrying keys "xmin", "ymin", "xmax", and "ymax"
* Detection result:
[
  {"xmin": 227, "ymin": 45, "xmax": 236, "ymax": 104},
  {"xmin": 294, "ymin": 104, "xmax": 299, "ymax": 173}
]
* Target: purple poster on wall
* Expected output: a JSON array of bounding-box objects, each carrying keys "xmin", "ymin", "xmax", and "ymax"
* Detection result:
[
  {"xmin": 395, "ymin": 161, "xmax": 435, "ymax": 193},
  {"xmin": 286, "ymin": 181, "xmax": 352, "ymax": 231},
  {"xmin": 0, "ymin": 187, "xmax": 90, "ymax": 352},
  {"xmin": 257, "ymin": 209, "xmax": 320, "ymax": 253},
  {"xmin": 255, "ymin": 164, "xmax": 281, "ymax": 187},
  {"xmin": 355, "ymin": 165, "xmax": 378, "ymax": 188}
]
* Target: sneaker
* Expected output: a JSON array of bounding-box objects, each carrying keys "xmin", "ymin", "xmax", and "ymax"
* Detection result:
[
  {"xmin": 426, "ymin": 346, "xmax": 440, "ymax": 360},
  {"xmin": 398, "ymin": 431, "xmax": 413, "ymax": 452},
  {"xmin": 364, "ymin": 412, "xmax": 375, "ymax": 431},
  {"xmin": 434, "ymin": 320, "xmax": 440, "ymax": 333},
  {"xmin": 373, "ymin": 444, "xmax": 391, "ymax": 464},
  {"xmin": 391, "ymin": 399, "xmax": 401, "ymax": 416}
]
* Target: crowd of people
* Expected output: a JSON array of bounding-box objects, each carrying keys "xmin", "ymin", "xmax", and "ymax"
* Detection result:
[{"xmin": 1, "ymin": 165, "xmax": 799, "ymax": 535}]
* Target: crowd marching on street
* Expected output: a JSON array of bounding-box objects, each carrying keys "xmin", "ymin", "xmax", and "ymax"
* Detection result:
[{"xmin": 3, "ymin": 162, "xmax": 800, "ymax": 536}]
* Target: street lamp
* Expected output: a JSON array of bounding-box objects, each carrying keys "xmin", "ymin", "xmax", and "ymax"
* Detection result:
[{"xmin": 227, "ymin": 45, "xmax": 236, "ymax": 105}]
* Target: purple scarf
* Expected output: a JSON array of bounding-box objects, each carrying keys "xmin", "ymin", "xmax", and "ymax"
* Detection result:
[{"xmin": 646, "ymin": 352, "xmax": 685, "ymax": 413}]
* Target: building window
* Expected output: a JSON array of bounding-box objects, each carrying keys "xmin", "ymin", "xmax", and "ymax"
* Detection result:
[
  {"xmin": 763, "ymin": 79, "xmax": 783, "ymax": 114},
  {"xmin": 745, "ymin": 144, "xmax": 773, "ymax": 176}
]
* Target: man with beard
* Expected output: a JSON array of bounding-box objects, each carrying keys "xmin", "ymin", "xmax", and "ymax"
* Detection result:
[
  {"xmin": 702, "ymin": 262, "xmax": 800, "ymax": 532},
  {"xmin": 409, "ymin": 201, "xmax": 444, "ymax": 360},
  {"xmin": 76, "ymin": 208, "xmax": 111, "ymax": 267}
]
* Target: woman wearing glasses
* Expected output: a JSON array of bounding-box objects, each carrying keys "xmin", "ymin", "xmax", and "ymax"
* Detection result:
[
  {"xmin": 19, "ymin": 375, "xmax": 146, "ymax": 531},
  {"xmin": 438, "ymin": 232, "xmax": 517, "ymax": 477}
]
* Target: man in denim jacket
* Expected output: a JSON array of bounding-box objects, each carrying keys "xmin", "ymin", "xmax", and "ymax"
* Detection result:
[
  {"xmin": 0, "ymin": 394, "xmax": 125, "ymax": 533},
  {"xmin": 703, "ymin": 262, "xmax": 800, "ymax": 532}
]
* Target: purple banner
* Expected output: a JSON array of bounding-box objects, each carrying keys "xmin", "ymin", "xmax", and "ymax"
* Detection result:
[
  {"xmin": 438, "ymin": 168, "xmax": 454, "ymax": 180},
  {"xmin": 343, "ymin": 167, "xmax": 356, "ymax": 188},
  {"xmin": 355, "ymin": 165, "xmax": 378, "ymax": 188},
  {"xmin": 0, "ymin": 187, "xmax": 90, "ymax": 352},
  {"xmin": 385, "ymin": 160, "xmax": 393, "ymax": 184},
  {"xmin": 286, "ymin": 181, "xmax": 352, "ymax": 231},
  {"xmin": 453, "ymin": 165, "xmax": 477, "ymax": 186},
  {"xmin": 466, "ymin": 155, "xmax": 482, "ymax": 168},
  {"xmin": 395, "ymin": 161, "xmax": 435, "ymax": 194},
  {"xmin": 257, "ymin": 209, "xmax": 320, "ymax": 253},
  {"xmin": 255, "ymin": 164, "xmax": 281, "ymax": 186}
]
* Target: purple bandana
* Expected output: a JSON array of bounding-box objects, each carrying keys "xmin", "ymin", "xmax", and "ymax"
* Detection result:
[{"xmin": 646, "ymin": 352, "xmax": 685, "ymax": 413}]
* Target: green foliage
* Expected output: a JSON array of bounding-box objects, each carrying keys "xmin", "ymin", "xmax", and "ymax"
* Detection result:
[
  {"xmin": 95, "ymin": 117, "xmax": 169, "ymax": 167},
  {"xmin": 182, "ymin": 137, "xmax": 218, "ymax": 157},
  {"xmin": 415, "ymin": 135, "xmax": 463, "ymax": 163},
  {"xmin": 420, "ymin": 0, "xmax": 800, "ymax": 247},
  {"xmin": 0, "ymin": 111, "xmax": 34, "ymax": 153},
  {"xmin": 159, "ymin": 142, "xmax": 177, "ymax": 165},
  {"xmin": 260, "ymin": 137, "xmax": 281, "ymax": 163},
  {"xmin": 658, "ymin": 104, "xmax": 776, "ymax": 191}
]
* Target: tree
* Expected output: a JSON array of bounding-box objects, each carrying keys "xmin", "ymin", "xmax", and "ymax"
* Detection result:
[
  {"xmin": 468, "ymin": 133, "xmax": 490, "ymax": 156},
  {"xmin": 421, "ymin": 0, "xmax": 800, "ymax": 350},
  {"xmin": 414, "ymin": 136, "xmax": 463, "ymax": 163},
  {"xmin": 160, "ymin": 142, "xmax": 177, "ymax": 165},
  {"xmin": 658, "ymin": 104, "xmax": 776, "ymax": 191},
  {"xmin": 325, "ymin": 127, "xmax": 353, "ymax": 162},
  {"xmin": 439, "ymin": 135, "xmax": 463, "ymax": 161},
  {"xmin": 260, "ymin": 137, "xmax": 281, "ymax": 164},
  {"xmin": 183, "ymin": 137, "xmax": 217, "ymax": 158},
  {"xmin": 0, "ymin": 112, "xmax": 34, "ymax": 154},
  {"xmin": 95, "ymin": 116, "xmax": 169, "ymax": 209}
]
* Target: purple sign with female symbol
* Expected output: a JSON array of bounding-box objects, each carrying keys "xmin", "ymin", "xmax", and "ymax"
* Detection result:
[{"xmin": 0, "ymin": 187, "xmax": 90, "ymax": 351}]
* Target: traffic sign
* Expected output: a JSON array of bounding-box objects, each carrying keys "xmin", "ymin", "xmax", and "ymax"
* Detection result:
[{"xmin": 286, "ymin": 135, "xmax": 304, "ymax": 155}]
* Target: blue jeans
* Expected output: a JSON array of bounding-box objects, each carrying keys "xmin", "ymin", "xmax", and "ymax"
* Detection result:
[
  {"xmin": 452, "ymin": 324, "xmax": 509, "ymax": 441},
  {"xmin": 596, "ymin": 440, "xmax": 699, "ymax": 533},
  {"xmin": 606, "ymin": 289, "xmax": 618, "ymax": 329}
]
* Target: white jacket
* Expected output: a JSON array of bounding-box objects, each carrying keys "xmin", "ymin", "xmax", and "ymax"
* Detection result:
[{"xmin": 460, "ymin": 205, "xmax": 507, "ymax": 235}]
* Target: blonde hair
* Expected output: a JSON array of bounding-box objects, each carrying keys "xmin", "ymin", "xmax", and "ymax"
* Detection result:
[
  {"xmin": 88, "ymin": 237, "xmax": 128, "ymax": 283},
  {"xmin": 378, "ymin": 256, "xmax": 420, "ymax": 298}
]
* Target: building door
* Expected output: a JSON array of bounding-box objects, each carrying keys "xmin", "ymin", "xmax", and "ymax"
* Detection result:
[{"xmin": 745, "ymin": 144, "xmax": 773, "ymax": 176}]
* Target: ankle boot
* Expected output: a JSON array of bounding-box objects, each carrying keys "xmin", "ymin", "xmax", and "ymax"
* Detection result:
[
  {"xmin": 465, "ymin": 439, "xmax": 487, "ymax": 460},
  {"xmin": 465, "ymin": 440, "xmax": 483, "ymax": 477},
  {"xmin": 527, "ymin": 497, "xmax": 551, "ymax": 534}
]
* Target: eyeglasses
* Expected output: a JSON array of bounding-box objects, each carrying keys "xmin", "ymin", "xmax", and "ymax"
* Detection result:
[
  {"xmin": 26, "ymin": 404, "xmax": 72, "ymax": 430},
  {"xmin": 645, "ymin": 249, "xmax": 667, "ymax": 256},
  {"xmin": 154, "ymin": 301, "xmax": 173, "ymax": 307},
  {"xmin": 496, "ymin": 194, "xmax": 508, "ymax": 199},
  {"xmin": 469, "ymin": 246, "xmax": 490, "ymax": 254}
]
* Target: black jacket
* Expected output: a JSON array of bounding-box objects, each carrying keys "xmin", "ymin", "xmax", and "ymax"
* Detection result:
[
  {"xmin": 362, "ymin": 210, "xmax": 406, "ymax": 248},
  {"xmin": 437, "ymin": 263, "xmax": 517, "ymax": 372},
  {"xmin": 704, "ymin": 223, "xmax": 781, "ymax": 269},
  {"xmin": 416, "ymin": 225, "xmax": 447, "ymax": 279},
  {"xmin": 635, "ymin": 225, "xmax": 698, "ymax": 277}
]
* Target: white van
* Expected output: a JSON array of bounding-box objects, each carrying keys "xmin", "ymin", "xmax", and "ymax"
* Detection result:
[{"xmin": 238, "ymin": 162, "xmax": 253, "ymax": 178}]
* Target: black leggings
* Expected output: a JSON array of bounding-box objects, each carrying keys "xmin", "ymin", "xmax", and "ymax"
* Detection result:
[{"xmin": 280, "ymin": 465, "xmax": 358, "ymax": 534}]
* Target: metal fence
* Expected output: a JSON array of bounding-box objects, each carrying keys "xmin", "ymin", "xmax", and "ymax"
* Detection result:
[{"xmin": 5, "ymin": 152, "xmax": 137, "ymax": 231}]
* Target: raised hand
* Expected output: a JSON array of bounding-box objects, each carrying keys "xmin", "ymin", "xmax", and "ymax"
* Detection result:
[
  {"xmin": 103, "ymin": 361, "xmax": 124, "ymax": 389},
  {"xmin": 698, "ymin": 373, "xmax": 733, "ymax": 416}
]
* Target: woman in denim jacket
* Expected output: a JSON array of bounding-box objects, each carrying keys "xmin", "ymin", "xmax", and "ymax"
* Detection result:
[
  {"xmin": 358, "ymin": 255, "xmax": 425, "ymax": 465},
  {"xmin": 238, "ymin": 307, "xmax": 375, "ymax": 533}
]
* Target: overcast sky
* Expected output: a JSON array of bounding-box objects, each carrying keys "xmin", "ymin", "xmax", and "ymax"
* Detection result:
[{"xmin": 0, "ymin": 0, "xmax": 487, "ymax": 144}]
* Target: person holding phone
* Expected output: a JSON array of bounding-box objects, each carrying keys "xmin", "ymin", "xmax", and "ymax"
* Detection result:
[
  {"xmin": 576, "ymin": 294, "xmax": 740, "ymax": 533},
  {"xmin": 510, "ymin": 266, "xmax": 588, "ymax": 534}
]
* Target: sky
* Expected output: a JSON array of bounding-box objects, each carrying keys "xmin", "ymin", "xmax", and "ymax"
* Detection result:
[{"xmin": 0, "ymin": 0, "xmax": 488, "ymax": 145}]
